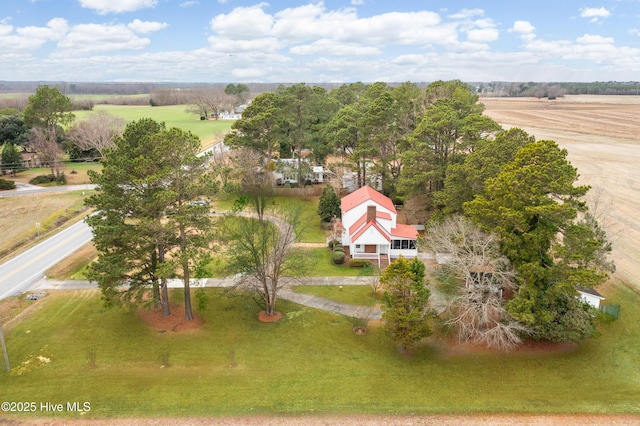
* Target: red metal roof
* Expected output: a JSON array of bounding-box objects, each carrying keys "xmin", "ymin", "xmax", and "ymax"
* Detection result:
[
  {"xmin": 390, "ymin": 224, "xmax": 418, "ymax": 239},
  {"xmin": 340, "ymin": 185, "xmax": 396, "ymax": 214}
]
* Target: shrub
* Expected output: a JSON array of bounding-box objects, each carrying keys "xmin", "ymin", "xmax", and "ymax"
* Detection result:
[
  {"xmin": 332, "ymin": 250, "xmax": 346, "ymax": 265},
  {"xmin": 327, "ymin": 240, "xmax": 340, "ymax": 250},
  {"xmin": 29, "ymin": 174, "xmax": 57, "ymax": 184},
  {"xmin": 332, "ymin": 245, "xmax": 345, "ymax": 253},
  {"xmin": 29, "ymin": 173, "xmax": 66, "ymax": 185},
  {"xmin": 348, "ymin": 259, "xmax": 372, "ymax": 268},
  {"xmin": 0, "ymin": 178, "xmax": 16, "ymax": 190}
]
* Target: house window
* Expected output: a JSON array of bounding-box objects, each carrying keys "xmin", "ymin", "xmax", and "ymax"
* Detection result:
[{"xmin": 391, "ymin": 239, "xmax": 416, "ymax": 250}]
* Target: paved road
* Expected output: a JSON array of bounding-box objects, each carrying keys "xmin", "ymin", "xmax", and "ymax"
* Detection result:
[
  {"xmin": 0, "ymin": 184, "xmax": 96, "ymax": 198},
  {"xmin": 0, "ymin": 220, "xmax": 94, "ymax": 300}
]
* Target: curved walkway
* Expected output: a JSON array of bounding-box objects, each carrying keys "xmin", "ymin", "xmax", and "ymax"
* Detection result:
[{"xmin": 31, "ymin": 276, "xmax": 382, "ymax": 320}]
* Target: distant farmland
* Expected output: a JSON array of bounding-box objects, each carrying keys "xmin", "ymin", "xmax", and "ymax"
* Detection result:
[{"xmin": 73, "ymin": 104, "xmax": 234, "ymax": 147}]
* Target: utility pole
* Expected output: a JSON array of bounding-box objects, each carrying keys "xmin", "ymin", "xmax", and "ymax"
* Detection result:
[{"xmin": 0, "ymin": 324, "xmax": 10, "ymax": 373}]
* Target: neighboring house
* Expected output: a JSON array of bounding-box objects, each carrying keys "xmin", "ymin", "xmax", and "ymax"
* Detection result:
[
  {"xmin": 578, "ymin": 287, "xmax": 605, "ymax": 309},
  {"xmin": 274, "ymin": 158, "xmax": 329, "ymax": 185},
  {"xmin": 339, "ymin": 185, "xmax": 418, "ymax": 267}
]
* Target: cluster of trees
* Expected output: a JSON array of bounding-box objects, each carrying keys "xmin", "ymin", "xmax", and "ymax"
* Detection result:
[
  {"xmin": 228, "ymin": 79, "xmax": 614, "ymax": 348},
  {"xmin": 0, "ymin": 85, "xmax": 129, "ymax": 175},
  {"xmin": 85, "ymin": 116, "xmax": 311, "ymax": 321},
  {"xmin": 85, "ymin": 119, "xmax": 217, "ymax": 321}
]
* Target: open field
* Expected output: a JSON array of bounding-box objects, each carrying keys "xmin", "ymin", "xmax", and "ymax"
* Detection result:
[
  {"xmin": 0, "ymin": 282, "xmax": 638, "ymax": 420},
  {"xmin": 482, "ymin": 95, "xmax": 640, "ymax": 291},
  {"xmin": 73, "ymin": 104, "xmax": 234, "ymax": 148},
  {"xmin": 0, "ymin": 191, "xmax": 89, "ymax": 261}
]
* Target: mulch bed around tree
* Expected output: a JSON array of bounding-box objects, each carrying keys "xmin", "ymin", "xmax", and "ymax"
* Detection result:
[
  {"xmin": 138, "ymin": 304, "xmax": 204, "ymax": 332},
  {"xmin": 258, "ymin": 310, "xmax": 283, "ymax": 322}
]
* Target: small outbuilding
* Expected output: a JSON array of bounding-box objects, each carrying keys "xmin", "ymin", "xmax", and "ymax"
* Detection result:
[{"xmin": 578, "ymin": 287, "xmax": 605, "ymax": 309}]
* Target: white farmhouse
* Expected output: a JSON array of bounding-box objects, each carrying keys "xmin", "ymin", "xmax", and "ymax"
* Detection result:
[{"xmin": 339, "ymin": 185, "xmax": 418, "ymax": 268}]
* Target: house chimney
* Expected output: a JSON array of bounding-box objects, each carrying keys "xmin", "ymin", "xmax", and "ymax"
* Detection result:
[{"xmin": 367, "ymin": 205, "xmax": 376, "ymax": 222}]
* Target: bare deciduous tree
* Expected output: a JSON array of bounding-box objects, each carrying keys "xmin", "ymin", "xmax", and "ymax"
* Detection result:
[
  {"xmin": 67, "ymin": 111, "xmax": 125, "ymax": 158},
  {"xmin": 422, "ymin": 216, "xmax": 528, "ymax": 350},
  {"xmin": 29, "ymin": 127, "xmax": 63, "ymax": 176},
  {"xmin": 231, "ymin": 147, "xmax": 275, "ymax": 221},
  {"xmin": 225, "ymin": 206, "xmax": 303, "ymax": 318},
  {"xmin": 209, "ymin": 148, "xmax": 234, "ymax": 188},
  {"xmin": 186, "ymin": 89, "xmax": 233, "ymax": 120}
]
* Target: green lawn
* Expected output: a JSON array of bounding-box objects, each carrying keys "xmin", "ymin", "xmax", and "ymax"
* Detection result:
[
  {"xmin": 211, "ymin": 195, "xmax": 327, "ymax": 244},
  {"xmin": 73, "ymin": 104, "xmax": 234, "ymax": 147},
  {"xmin": 195, "ymin": 247, "xmax": 366, "ymax": 279},
  {"xmin": 296, "ymin": 248, "xmax": 369, "ymax": 276},
  {"xmin": 0, "ymin": 283, "xmax": 639, "ymax": 420},
  {"xmin": 294, "ymin": 285, "xmax": 378, "ymax": 305}
]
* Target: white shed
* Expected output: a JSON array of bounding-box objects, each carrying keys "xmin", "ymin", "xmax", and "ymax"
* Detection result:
[{"xmin": 578, "ymin": 287, "xmax": 605, "ymax": 309}]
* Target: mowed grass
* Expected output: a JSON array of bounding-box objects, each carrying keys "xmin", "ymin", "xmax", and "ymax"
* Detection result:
[
  {"xmin": 294, "ymin": 285, "xmax": 378, "ymax": 306},
  {"xmin": 0, "ymin": 283, "xmax": 639, "ymax": 420},
  {"xmin": 73, "ymin": 104, "xmax": 234, "ymax": 147}
]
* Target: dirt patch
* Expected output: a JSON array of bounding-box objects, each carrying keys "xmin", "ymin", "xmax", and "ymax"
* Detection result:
[
  {"xmin": 138, "ymin": 304, "xmax": 204, "ymax": 332},
  {"xmin": 258, "ymin": 310, "xmax": 283, "ymax": 322}
]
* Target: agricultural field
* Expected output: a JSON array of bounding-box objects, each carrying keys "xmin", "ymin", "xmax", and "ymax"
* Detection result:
[
  {"xmin": 73, "ymin": 104, "xmax": 234, "ymax": 148},
  {"xmin": 482, "ymin": 95, "xmax": 640, "ymax": 292}
]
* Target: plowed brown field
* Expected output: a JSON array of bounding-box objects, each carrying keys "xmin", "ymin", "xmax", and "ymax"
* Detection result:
[{"xmin": 482, "ymin": 95, "xmax": 640, "ymax": 291}]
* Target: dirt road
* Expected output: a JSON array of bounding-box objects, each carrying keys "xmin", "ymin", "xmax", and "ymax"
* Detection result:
[{"xmin": 482, "ymin": 95, "xmax": 640, "ymax": 291}]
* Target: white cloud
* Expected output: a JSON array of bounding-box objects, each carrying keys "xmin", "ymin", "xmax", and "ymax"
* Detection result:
[
  {"xmin": 210, "ymin": 3, "xmax": 274, "ymax": 39},
  {"xmin": 128, "ymin": 19, "xmax": 168, "ymax": 34},
  {"xmin": 448, "ymin": 8, "xmax": 484, "ymax": 19},
  {"xmin": 290, "ymin": 39, "xmax": 381, "ymax": 56},
  {"xmin": 54, "ymin": 23, "xmax": 150, "ymax": 56},
  {"xmin": 0, "ymin": 18, "xmax": 69, "ymax": 55},
  {"xmin": 576, "ymin": 34, "xmax": 614, "ymax": 44},
  {"xmin": 351, "ymin": 0, "xmax": 364, "ymax": 5},
  {"xmin": 78, "ymin": 0, "xmax": 157, "ymax": 15},
  {"xmin": 580, "ymin": 7, "xmax": 611, "ymax": 23},
  {"xmin": 509, "ymin": 20, "xmax": 536, "ymax": 41},
  {"xmin": 180, "ymin": 1, "xmax": 198, "ymax": 7},
  {"xmin": 466, "ymin": 28, "xmax": 498, "ymax": 43}
]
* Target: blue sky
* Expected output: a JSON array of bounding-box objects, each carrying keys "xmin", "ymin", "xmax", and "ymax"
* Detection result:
[{"xmin": 1, "ymin": 0, "xmax": 639, "ymax": 82}]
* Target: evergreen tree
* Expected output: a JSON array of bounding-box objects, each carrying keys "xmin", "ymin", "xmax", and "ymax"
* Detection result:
[
  {"xmin": 381, "ymin": 256, "xmax": 431, "ymax": 352},
  {"xmin": 317, "ymin": 184, "xmax": 341, "ymax": 222},
  {"xmin": 1, "ymin": 143, "xmax": 24, "ymax": 173},
  {"xmin": 86, "ymin": 119, "xmax": 215, "ymax": 321}
]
